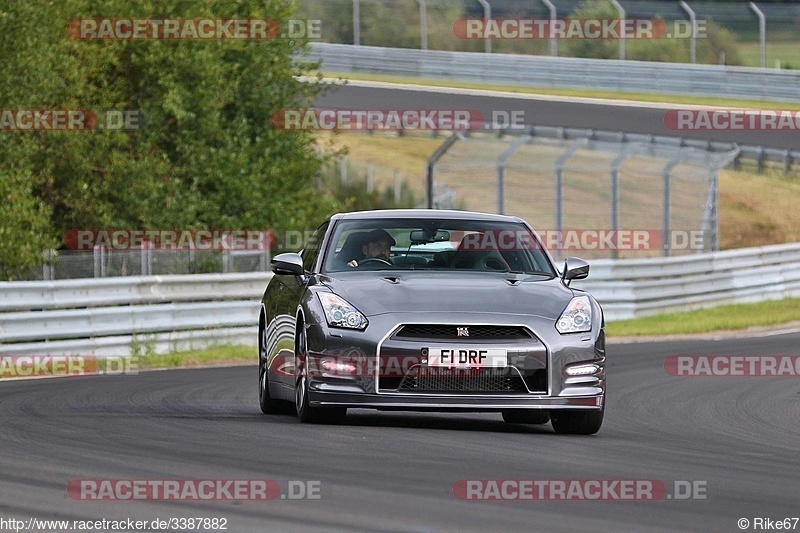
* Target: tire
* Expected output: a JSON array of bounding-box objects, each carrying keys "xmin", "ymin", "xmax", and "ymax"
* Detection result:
[
  {"xmin": 550, "ymin": 407, "xmax": 604, "ymax": 435},
  {"xmin": 259, "ymin": 323, "xmax": 286, "ymax": 415},
  {"xmin": 502, "ymin": 409, "xmax": 550, "ymax": 425},
  {"xmin": 294, "ymin": 329, "xmax": 347, "ymax": 425}
]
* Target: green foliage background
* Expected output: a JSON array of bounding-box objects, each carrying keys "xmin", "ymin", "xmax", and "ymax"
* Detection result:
[
  {"xmin": 565, "ymin": 0, "xmax": 743, "ymax": 65},
  {"xmin": 0, "ymin": 0, "xmax": 357, "ymax": 279}
]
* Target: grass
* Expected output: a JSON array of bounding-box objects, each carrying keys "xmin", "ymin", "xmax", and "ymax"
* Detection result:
[
  {"xmin": 319, "ymin": 130, "xmax": 443, "ymax": 178},
  {"xmin": 606, "ymin": 298, "xmax": 800, "ymax": 337},
  {"xmin": 739, "ymin": 41, "xmax": 800, "ymax": 70},
  {"xmin": 719, "ymin": 168, "xmax": 800, "ymax": 249},
  {"xmin": 136, "ymin": 344, "xmax": 253, "ymax": 369},
  {"xmin": 322, "ymin": 71, "xmax": 800, "ymax": 111},
  {"xmin": 0, "ymin": 345, "xmax": 253, "ymax": 380}
]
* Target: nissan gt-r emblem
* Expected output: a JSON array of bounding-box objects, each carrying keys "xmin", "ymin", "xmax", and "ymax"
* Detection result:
[{"xmin": 457, "ymin": 327, "xmax": 469, "ymax": 337}]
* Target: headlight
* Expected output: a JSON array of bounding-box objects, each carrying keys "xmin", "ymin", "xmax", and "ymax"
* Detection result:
[
  {"xmin": 556, "ymin": 296, "xmax": 592, "ymax": 334},
  {"xmin": 317, "ymin": 293, "xmax": 368, "ymax": 330}
]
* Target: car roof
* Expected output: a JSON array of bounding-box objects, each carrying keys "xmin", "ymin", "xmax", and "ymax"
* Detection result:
[{"xmin": 331, "ymin": 209, "xmax": 524, "ymax": 223}]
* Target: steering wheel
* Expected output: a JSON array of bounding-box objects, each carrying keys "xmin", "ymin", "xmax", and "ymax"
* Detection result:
[{"xmin": 358, "ymin": 257, "xmax": 392, "ymax": 266}]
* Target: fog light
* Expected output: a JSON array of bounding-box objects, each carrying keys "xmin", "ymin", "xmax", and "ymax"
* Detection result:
[
  {"xmin": 565, "ymin": 363, "xmax": 601, "ymax": 376},
  {"xmin": 320, "ymin": 358, "xmax": 358, "ymax": 375}
]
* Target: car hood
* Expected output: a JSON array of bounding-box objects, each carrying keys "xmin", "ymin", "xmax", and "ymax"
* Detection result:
[{"xmin": 319, "ymin": 272, "xmax": 574, "ymax": 320}]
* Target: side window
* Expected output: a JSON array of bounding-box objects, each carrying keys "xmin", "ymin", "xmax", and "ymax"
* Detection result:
[{"xmin": 300, "ymin": 222, "xmax": 329, "ymax": 272}]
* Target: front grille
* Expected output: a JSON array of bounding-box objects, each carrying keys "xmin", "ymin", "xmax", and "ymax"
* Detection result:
[
  {"xmin": 396, "ymin": 366, "xmax": 528, "ymax": 393},
  {"xmin": 394, "ymin": 324, "xmax": 531, "ymax": 340}
]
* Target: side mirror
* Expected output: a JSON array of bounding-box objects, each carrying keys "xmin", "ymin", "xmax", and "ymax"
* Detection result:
[
  {"xmin": 562, "ymin": 257, "xmax": 589, "ymax": 286},
  {"xmin": 271, "ymin": 252, "xmax": 305, "ymax": 276}
]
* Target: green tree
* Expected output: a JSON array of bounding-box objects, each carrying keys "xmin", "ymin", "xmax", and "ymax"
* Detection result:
[
  {"xmin": 564, "ymin": 0, "xmax": 620, "ymax": 60},
  {"xmin": 0, "ymin": 0, "xmax": 343, "ymax": 278}
]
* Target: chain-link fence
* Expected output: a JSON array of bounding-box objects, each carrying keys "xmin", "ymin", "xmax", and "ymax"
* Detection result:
[
  {"xmin": 427, "ymin": 128, "xmax": 739, "ymax": 260},
  {"xmin": 24, "ymin": 248, "xmax": 271, "ymax": 281}
]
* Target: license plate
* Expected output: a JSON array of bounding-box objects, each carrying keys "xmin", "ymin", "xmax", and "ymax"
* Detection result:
[{"xmin": 426, "ymin": 347, "xmax": 507, "ymax": 368}]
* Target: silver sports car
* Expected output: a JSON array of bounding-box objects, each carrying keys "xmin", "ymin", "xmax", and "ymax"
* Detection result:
[{"xmin": 258, "ymin": 209, "xmax": 605, "ymax": 434}]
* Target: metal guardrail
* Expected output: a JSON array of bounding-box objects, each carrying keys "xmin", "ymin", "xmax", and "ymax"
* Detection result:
[
  {"xmin": 2, "ymin": 243, "xmax": 800, "ymax": 356},
  {"xmin": 574, "ymin": 242, "xmax": 800, "ymax": 319},
  {"xmin": 307, "ymin": 43, "xmax": 800, "ymax": 102},
  {"xmin": 477, "ymin": 126, "xmax": 800, "ymax": 175},
  {"xmin": 0, "ymin": 273, "xmax": 269, "ymax": 356},
  {"xmin": 0, "ymin": 273, "xmax": 267, "ymax": 311}
]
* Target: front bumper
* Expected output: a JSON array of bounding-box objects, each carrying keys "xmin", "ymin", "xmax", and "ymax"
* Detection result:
[
  {"xmin": 308, "ymin": 386, "xmax": 604, "ymax": 411},
  {"xmin": 303, "ymin": 311, "xmax": 605, "ymax": 411}
]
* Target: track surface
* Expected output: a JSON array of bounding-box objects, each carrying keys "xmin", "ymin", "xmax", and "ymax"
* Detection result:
[
  {"xmin": 317, "ymin": 84, "xmax": 800, "ymax": 150},
  {"xmin": 2, "ymin": 332, "xmax": 799, "ymax": 532}
]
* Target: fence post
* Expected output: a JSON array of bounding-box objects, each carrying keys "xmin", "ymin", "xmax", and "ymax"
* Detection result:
[
  {"xmin": 540, "ymin": 0, "xmax": 557, "ymax": 57},
  {"xmin": 662, "ymin": 157, "xmax": 682, "ymax": 257},
  {"xmin": 609, "ymin": 150, "xmax": 632, "ymax": 259},
  {"xmin": 679, "ymin": 1, "xmax": 697, "ymax": 64},
  {"xmin": 610, "ymin": 0, "xmax": 626, "ymax": 60},
  {"xmin": 496, "ymin": 130, "xmax": 532, "ymax": 215},
  {"xmin": 141, "ymin": 242, "xmax": 152, "ymax": 276},
  {"xmin": 353, "ymin": 0, "xmax": 360, "ymax": 46},
  {"xmin": 497, "ymin": 166, "xmax": 505, "ymax": 215},
  {"xmin": 93, "ymin": 245, "xmax": 106, "ymax": 278},
  {"xmin": 477, "ymin": 0, "xmax": 492, "ymax": 54},
  {"xmin": 426, "ymin": 134, "xmax": 460, "ymax": 208},
  {"xmin": 43, "ymin": 249, "xmax": 54, "ymax": 280},
  {"xmin": 701, "ymin": 171, "xmax": 720, "ymax": 253},
  {"xmin": 257, "ymin": 231, "xmax": 271, "ymax": 272},
  {"xmin": 749, "ymin": 3, "xmax": 766, "ymax": 69},
  {"xmin": 417, "ymin": 0, "xmax": 428, "ymax": 50},
  {"xmin": 553, "ymin": 138, "xmax": 588, "ymax": 236}
]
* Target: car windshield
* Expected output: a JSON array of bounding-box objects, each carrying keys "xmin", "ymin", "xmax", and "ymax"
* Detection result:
[{"xmin": 322, "ymin": 218, "xmax": 555, "ymax": 276}]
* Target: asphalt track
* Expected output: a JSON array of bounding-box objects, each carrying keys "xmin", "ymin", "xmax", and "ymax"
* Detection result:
[
  {"xmin": 316, "ymin": 83, "xmax": 800, "ymax": 151},
  {"xmin": 2, "ymin": 331, "xmax": 799, "ymax": 532}
]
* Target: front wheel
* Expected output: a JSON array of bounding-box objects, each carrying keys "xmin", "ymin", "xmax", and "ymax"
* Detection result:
[
  {"xmin": 295, "ymin": 329, "xmax": 346, "ymax": 424},
  {"xmin": 295, "ymin": 374, "xmax": 347, "ymax": 424},
  {"xmin": 550, "ymin": 407, "xmax": 604, "ymax": 435}
]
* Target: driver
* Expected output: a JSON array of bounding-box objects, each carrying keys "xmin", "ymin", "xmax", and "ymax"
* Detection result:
[{"xmin": 347, "ymin": 229, "xmax": 396, "ymax": 267}]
